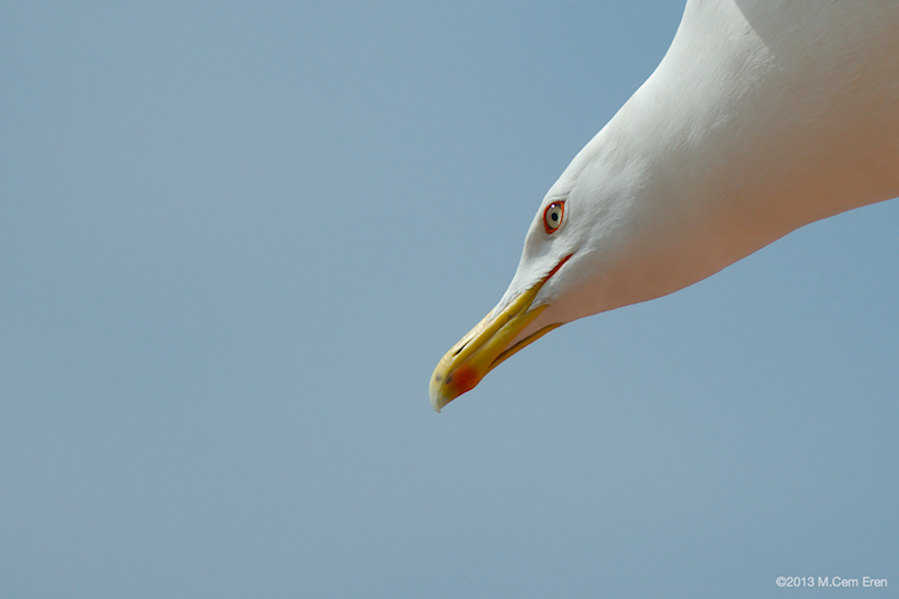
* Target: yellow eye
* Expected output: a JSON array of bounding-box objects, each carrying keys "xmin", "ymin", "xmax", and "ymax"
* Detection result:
[{"xmin": 543, "ymin": 201, "xmax": 565, "ymax": 234}]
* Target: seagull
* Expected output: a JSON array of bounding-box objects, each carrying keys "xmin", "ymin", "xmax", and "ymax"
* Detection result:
[{"xmin": 429, "ymin": 0, "xmax": 899, "ymax": 412}]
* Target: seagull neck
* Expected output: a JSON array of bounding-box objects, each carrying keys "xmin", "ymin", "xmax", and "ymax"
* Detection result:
[{"xmin": 555, "ymin": 20, "xmax": 899, "ymax": 319}]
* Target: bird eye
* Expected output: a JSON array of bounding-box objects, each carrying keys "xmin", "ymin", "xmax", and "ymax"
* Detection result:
[{"xmin": 543, "ymin": 201, "xmax": 565, "ymax": 234}]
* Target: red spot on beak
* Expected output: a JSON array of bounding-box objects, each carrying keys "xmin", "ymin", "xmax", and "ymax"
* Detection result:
[{"xmin": 447, "ymin": 364, "xmax": 480, "ymax": 397}]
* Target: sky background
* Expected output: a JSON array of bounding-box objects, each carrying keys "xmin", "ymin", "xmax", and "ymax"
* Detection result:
[{"xmin": 2, "ymin": 1, "xmax": 897, "ymax": 597}]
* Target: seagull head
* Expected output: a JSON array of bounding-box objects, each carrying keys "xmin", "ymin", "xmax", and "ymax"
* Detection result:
[{"xmin": 428, "ymin": 137, "xmax": 644, "ymax": 412}]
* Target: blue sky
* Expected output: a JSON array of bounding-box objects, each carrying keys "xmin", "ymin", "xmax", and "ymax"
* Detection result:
[{"xmin": 2, "ymin": 2, "xmax": 897, "ymax": 597}]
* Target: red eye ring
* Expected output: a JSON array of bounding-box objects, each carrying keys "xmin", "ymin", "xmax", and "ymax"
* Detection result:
[{"xmin": 543, "ymin": 201, "xmax": 565, "ymax": 234}]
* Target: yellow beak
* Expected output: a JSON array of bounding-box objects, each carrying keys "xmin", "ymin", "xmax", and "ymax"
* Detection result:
[{"xmin": 428, "ymin": 254, "xmax": 572, "ymax": 412}]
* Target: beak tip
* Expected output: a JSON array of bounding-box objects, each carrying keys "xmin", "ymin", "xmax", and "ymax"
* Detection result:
[
  {"xmin": 429, "ymin": 379, "xmax": 448, "ymax": 413},
  {"xmin": 429, "ymin": 374, "xmax": 442, "ymax": 412}
]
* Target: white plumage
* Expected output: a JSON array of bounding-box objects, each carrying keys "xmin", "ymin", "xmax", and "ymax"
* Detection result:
[{"xmin": 430, "ymin": 0, "xmax": 899, "ymax": 411}]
